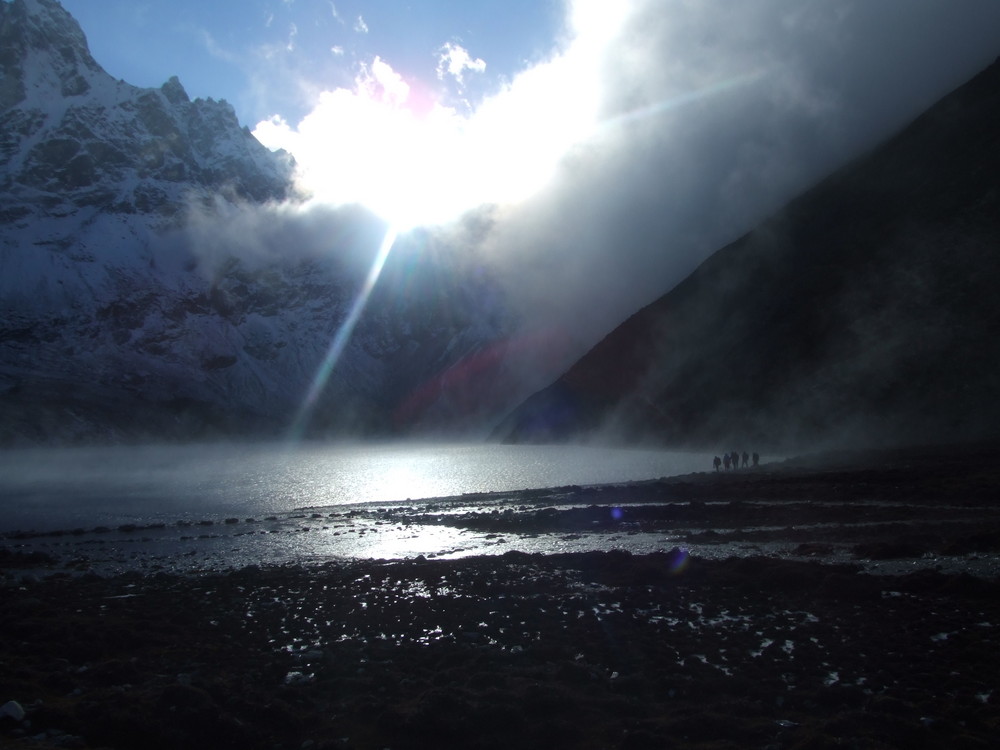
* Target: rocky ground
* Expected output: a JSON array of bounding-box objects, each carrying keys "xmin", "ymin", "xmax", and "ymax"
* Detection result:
[{"xmin": 2, "ymin": 442, "xmax": 1000, "ymax": 749}]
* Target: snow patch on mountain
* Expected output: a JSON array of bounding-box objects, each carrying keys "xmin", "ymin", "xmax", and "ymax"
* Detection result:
[{"xmin": 0, "ymin": 0, "xmax": 522, "ymax": 443}]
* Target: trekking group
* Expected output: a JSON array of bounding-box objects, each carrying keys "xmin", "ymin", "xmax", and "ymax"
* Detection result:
[{"xmin": 712, "ymin": 451, "xmax": 759, "ymax": 471}]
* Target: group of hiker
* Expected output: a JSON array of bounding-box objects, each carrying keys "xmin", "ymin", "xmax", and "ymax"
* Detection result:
[{"xmin": 713, "ymin": 451, "xmax": 759, "ymax": 471}]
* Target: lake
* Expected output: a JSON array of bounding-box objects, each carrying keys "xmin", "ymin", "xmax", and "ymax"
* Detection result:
[{"xmin": 0, "ymin": 441, "xmax": 714, "ymax": 532}]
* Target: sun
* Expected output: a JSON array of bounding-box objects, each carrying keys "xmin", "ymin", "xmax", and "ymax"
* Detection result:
[
  {"xmin": 253, "ymin": 57, "xmax": 584, "ymax": 229},
  {"xmin": 252, "ymin": 2, "xmax": 627, "ymax": 230}
]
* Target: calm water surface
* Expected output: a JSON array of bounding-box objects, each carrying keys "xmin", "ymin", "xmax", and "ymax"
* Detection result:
[
  {"xmin": 3, "ymin": 444, "xmax": 988, "ymax": 578},
  {"xmin": 0, "ymin": 442, "xmax": 713, "ymax": 532}
]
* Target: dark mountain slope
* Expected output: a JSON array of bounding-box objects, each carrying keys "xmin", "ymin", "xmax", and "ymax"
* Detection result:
[{"xmin": 495, "ymin": 56, "xmax": 1000, "ymax": 450}]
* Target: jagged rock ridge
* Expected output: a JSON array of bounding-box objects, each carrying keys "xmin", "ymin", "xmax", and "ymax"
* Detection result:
[{"xmin": 0, "ymin": 0, "xmax": 292, "ymax": 213}]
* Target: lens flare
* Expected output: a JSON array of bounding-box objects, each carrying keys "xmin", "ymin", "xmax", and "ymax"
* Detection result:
[
  {"xmin": 667, "ymin": 547, "xmax": 690, "ymax": 574},
  {"xmin": 287, "ymin": 225, "xmax": 399, "ymax": 441}
]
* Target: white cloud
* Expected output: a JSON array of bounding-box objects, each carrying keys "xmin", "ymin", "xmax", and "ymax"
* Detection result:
[
  {"xmin": 253, "ymin": 0, "xmax": 627, "ymax": 228},
  {"xmin": 286, "ymin": 22, "xmax": 298, "ymax": 53},
  {"xmin": 436, "ymin": 42, "xmax": 486, "ymax": 85},
  {"xmin": 199, "ymin": 29, "xmax": 239, "ymax": 64},
  {"xmin": 354, "ymin": 15, "xmax": 368, "ymax": 34},
  {"xmin": 369, "ymin": 56, "xmax": 409, "ymax": 105},
  {"xmin": 331, "ymin": 45, "xmax": 345, "ymax": 56},
  {"xmin": 252, "ymin": 0, "xmax": 1000, "ymax": 346}
]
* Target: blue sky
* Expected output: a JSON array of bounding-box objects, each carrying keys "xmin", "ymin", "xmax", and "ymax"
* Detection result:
[{"xmin": 60, "ymin": 0, "xmax": 563, "ymax": 126}]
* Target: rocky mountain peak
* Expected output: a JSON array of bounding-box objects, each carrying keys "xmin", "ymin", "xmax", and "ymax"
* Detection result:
[
  {"xmin": 161, "ymin": 76, "xmax": 190, "ymax": 106},
  {"xmin": 0, "ymin": 0, "xmax": 294, "ymax": 224},
  {"xmin": 0, "ymin": 0, "xmax": 104, "ymax": 107}
]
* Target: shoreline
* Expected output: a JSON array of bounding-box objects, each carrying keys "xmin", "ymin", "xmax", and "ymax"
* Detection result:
[
  {"xmin": 3, "ymin": 442, "xmax": 1000, "ymax": 748},
  {"xmin": 4, "ymin": 440, "xmax": 1000, "ymax": 579}
]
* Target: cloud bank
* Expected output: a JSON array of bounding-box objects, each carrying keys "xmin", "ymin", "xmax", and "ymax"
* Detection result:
[
  {"xmin": 253, "ymin": 1, "xmax": 624, "ymax": 230},
  {"xmin": 252, "ymin": 0, "xmax": 1000, "ymax": 361}
]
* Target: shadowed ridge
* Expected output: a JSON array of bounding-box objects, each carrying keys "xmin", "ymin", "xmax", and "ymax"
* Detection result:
[{"xmin": 494, "ymin": 55, "xmax": 1000, "ymax": 450}]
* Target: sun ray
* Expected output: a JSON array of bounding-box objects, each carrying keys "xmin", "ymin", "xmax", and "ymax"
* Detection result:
[
  {"xmin": 287, "ymin": 224, "xmax": 399, "ymax": 441},
  {"xmin": 597, "ymin": 69, "xmax": 770, "ymax": 134}
]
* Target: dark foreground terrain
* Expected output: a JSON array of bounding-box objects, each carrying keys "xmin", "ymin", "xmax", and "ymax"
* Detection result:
[{"xmin": 2, "ymin": 443, "xmax": 1000, "ymax": 749}]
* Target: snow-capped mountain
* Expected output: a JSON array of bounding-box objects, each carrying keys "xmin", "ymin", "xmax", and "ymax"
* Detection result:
[
  {"xmin": 0, "ymin": 0, "xmax": 518, "ymax": 443},
  {"xmin": 0, "ymin": 0, "xmax": 293, "ymax": 214}
]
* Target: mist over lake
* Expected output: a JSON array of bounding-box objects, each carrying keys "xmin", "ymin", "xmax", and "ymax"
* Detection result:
[{"xmin": 0, "ymin": 442, "xmax": 714, "ymax": 533}]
